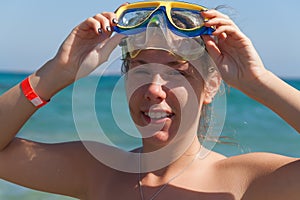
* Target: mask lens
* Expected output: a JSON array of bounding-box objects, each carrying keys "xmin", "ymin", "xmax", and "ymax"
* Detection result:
[
  {"xmin": 118, "ymin": 8, "xmax": 156, "ymax": 27},
  {"xmin": 170, "ymin": 8, "xmax": 204, "ymax": 29},
  {"xmin": 115, "ymin": 3, "xmax": 214, "ymax": 37}
]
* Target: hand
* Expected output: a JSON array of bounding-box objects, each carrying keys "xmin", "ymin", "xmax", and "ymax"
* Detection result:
[
  {"xmin": 201, "ymin": 10, "xmax": 268, "ymax": 90},
  {"xmin": 53, "ymin": 12, "xmax": 123, "ymax": 81}
]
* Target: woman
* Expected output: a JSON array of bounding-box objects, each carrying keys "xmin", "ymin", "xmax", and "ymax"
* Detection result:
[{"xmin": 1, "ymin": 1, "xmax": 300, "ymax": 200}]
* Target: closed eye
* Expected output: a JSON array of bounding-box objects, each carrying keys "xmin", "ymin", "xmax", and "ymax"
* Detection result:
[
  {"xmin": 167, "ymin": 69, "xmax": 186, "ymax": 76},
  {"xmin": 167, "ymin": 60, "xmax": 188, "ymax": 67},
  {"xmin": 132, "ymin": 68, "xmax": 151, "ymax": 75},
  {"xmin": 129, "ymin": 59, "xmax": 147, "ymax": 67}
]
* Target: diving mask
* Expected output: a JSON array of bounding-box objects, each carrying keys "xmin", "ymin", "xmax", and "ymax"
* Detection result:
[
  {"xmin": 114, "ymin": 1, "xmax": 214, "ymax": 37},
  {"xmin": 118, "ymin": 10, "xmax": 207, "ymax": 60}
]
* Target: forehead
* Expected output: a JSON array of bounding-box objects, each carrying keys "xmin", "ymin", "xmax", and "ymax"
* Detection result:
[
  {"xmin": 127, "ymin": 49, "xmax": 206, "ymax": 81},
  {"xmin": 131, "ymin": 49, "xmax": 180, "ymax": 62},
  {"xmin": 127, "ymin": 49, "xmax": 209, "ymax": 74},
  {"xmin": 128, "ymin": 49, "xmax": 192, "ymax": 70}
]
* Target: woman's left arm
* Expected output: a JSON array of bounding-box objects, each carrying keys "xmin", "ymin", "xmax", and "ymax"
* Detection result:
[
  {"xmin": 244, "ymin": 71, "xmax": 300, "ymax": 133},
  {"xmin": 201, "ymin": 10, "xmax": 300, "ymax": 133}
]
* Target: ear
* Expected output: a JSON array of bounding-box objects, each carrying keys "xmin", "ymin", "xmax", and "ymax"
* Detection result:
[{"xmin": 203, "ymin": 73, "xmax": 221, "ymax": 104}]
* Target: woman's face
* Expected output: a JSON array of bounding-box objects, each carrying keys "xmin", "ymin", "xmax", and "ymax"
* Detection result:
[{"xmin": 125, "ymin": 49, "xmax": 206, "ymax": 148}]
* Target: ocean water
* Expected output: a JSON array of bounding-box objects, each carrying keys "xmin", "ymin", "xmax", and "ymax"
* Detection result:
[{"xmin": 0, "ymin": 72, "xmax": 300, "ymax": 199}]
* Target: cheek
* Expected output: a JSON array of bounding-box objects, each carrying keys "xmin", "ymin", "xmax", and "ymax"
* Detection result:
[
  {"xmin": 167, "ymin": 77, "xmax": 204, "ymax": 107},
  {"xmin": 126, "ymin": 84, "xmax": 142, "ymax": 109},
  {"xmin": 169, "ymin": 86, "xmax": 202, "ymax": 135},
  {"xmin": 190, "ymin": 78, "xmax": 205, "ymax": 104},
  {"xmin": 125, "ymin": 79, "xmax": 140, "ymax": 113},
  {"xmin": 126, "ymin": 89, "xmax": 145, "ymax": 126},
  {"xmin": 170, "ymin": 81, "xmax": 204, "ymax": 126},
  {"xmin": 125, "ymin": 77, "xmax": 143, "ymax": 103},
  {"xmin": 169, "ymin": 85, "xmax": 199, "ymax": 119},
  {"xmin": 169, "ymin": 87, "xmax": 189, "ymax": 109}
]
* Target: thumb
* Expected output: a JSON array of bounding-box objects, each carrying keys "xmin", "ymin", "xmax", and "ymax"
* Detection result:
[
  {"xmin": 76, "ymin": 34, "xmax": 125, "ymax": 79},
  {"xmin": 97, "ymin": 33, "xmax": 125, "ymax": 62},
  {"xmin": 202, "ymin": 35, "xmax": 221, "ymax": 65}
]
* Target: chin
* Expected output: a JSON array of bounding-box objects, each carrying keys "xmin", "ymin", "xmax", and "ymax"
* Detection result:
[
  {"xmin": 143, "ymin": 130, "xmax": 176, "ymax": 148},
  {"xmin": 153, "ymin": 131, "xmax": 171, "ymax": 142}
]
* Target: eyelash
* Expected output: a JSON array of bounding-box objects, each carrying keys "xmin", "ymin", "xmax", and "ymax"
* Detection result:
[
  {"xmin": 132, "ymin": 68, "xmax": 189, "ymax": 78},
  {"xmin": 133, "ymin": 68, "xmax": 151, "ymax": 75},
  {"xmin": 169, "ymin": 70, "xmax": 184, "ymax": 76}
]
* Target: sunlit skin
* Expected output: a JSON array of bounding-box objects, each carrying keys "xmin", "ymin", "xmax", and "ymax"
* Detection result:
[
  {"xmin": 0, "ymin": 6, "xmax": 300, "ymax": 200},
  {"xmin": 125, "ymin": 49, "xmax": 208, "ymax": 152}
]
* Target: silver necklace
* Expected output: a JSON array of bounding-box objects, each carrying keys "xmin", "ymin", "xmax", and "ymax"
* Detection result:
[{"xmin": 138, "ymin": 149, "xmax": 200, "ymax": 200}]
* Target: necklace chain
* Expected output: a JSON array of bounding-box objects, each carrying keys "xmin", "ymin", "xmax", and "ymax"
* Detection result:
[{"xmin": 138, "ymin": 149, "xmax": 200, "ymax": 200}]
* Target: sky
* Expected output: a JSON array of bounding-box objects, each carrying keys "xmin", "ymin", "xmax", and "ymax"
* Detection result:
[{"xmin": 0, "ymin": 0, "xmax": 300, "ymax": 78}]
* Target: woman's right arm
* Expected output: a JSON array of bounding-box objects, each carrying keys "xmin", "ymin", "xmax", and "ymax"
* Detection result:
[
  {"xmin": 0, "ymin": 12, "xmax": 123, "ymax": 149},
  {"xmin": 0, "ymin": 58, "xmax": 70, "ymax": 149},
  {"xmin": 0, "ymin": 59, "xmax": 69, "ymax": 150},
  {"xmin": 0, "ymin": 11, "xmax": 122, "ymax": 198}
]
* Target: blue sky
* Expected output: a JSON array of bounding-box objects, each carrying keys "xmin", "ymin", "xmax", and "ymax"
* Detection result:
[{"xmin": 1, "ymin": 0, "xmax": 299, "ymax": 78}]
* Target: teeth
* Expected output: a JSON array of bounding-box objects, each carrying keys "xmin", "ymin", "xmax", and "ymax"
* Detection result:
[{"xmin": 145, "ymin": 112, "xmax": 171, "ymax": 119}]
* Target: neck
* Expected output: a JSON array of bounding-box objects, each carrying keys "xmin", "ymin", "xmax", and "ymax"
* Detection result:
[{"xmin": 140, "ymin": 136, "xmax": 201, "ymax": 183}]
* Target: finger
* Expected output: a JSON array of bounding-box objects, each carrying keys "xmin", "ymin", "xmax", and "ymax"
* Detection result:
[
  {"xmin": 202, "ymin": 35, "xmax": 221, "ymax": 63},
  {"xmin": 81, "ymin": 17, "xmax": 102, "ymax": 35},
  {"xmin": 212, "ymin": 24, "xmax": 243, "ymax": 40},
  {"xmin": 202, "ymin": 10, "xmax": 243, "ymax": 38},
  {"xmin": 102, "ymin": 12, "xmax": 118, "ymax": 26},
  {"xmin": 204, "ymin": 18, "xmax": 234, "ymax": 29},
  {"xmin": 76, "ymin": 34, "xmax": 126, "ymax": 79},
  {"xmin": 213, "ymin": 25, "xmax": 235, "ymax": 36},
  {"xmin": 93, "ymin": 14, "xmax": 108, "ymax": 34},
  {"xmin": 97, "ymin": 34, "xmax": 126, "ymax": 61}
]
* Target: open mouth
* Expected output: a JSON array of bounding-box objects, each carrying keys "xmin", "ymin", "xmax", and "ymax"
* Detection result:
[{"xmin": 143, "ymin": 110, "xmax": 175, "ymax": 123}]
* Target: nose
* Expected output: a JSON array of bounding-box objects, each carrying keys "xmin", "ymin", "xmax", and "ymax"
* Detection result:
[
  {"xmin": 144, "ymin": 74, "xmax": 167, "ymax": 102},
  {"xmin": 148, "ymin": 15, "xmax": 161, "ymax": 28},
  {"xmin": 147, "ymin": 9, "xmax": 167, "ymax": 26}
]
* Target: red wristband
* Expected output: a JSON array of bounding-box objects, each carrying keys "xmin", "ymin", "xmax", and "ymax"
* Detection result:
[{"xmin": 21, "ymin": 77, "xmax": 49, "ymax": 108}]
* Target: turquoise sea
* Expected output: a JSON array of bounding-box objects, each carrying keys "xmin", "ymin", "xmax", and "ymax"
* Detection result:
[{"xmin": 0, "ymin": 72, "xmax": 300, "ymax": 199}]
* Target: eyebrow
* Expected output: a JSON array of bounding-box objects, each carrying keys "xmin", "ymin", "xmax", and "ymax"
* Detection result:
[{"xmin": 130, "ymin": 59, "xmax": 188, "ymax": 67}]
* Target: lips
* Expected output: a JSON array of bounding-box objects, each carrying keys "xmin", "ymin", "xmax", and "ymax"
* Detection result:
[
  {"xmin": 141, "ymin": 108, "xmax": 175, "ymax": 125},
  {"xmin": 144, "ymin": 111, "xmax": 174, "ymax": 120}
]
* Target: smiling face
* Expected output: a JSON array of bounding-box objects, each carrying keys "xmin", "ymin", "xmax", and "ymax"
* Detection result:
[{"xmin": 124, "ymin": 49, "xmax": 209, "ymax": 149}]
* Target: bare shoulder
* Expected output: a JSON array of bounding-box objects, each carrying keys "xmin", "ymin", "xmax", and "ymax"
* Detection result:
[
  {"xmin": 0, "ymin": 138, "xmax": 116, "ymax": 199},
  {"xmin": 218, "ymin": 152, "xmax": 297, "ymax": 169},
  {"xmin": 214, "ymin": 152, "xmax": 300, "ymax": 200},
  {"xmin": 214, "ymin": 152, "xmax": 299, "ymax": 182}
]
